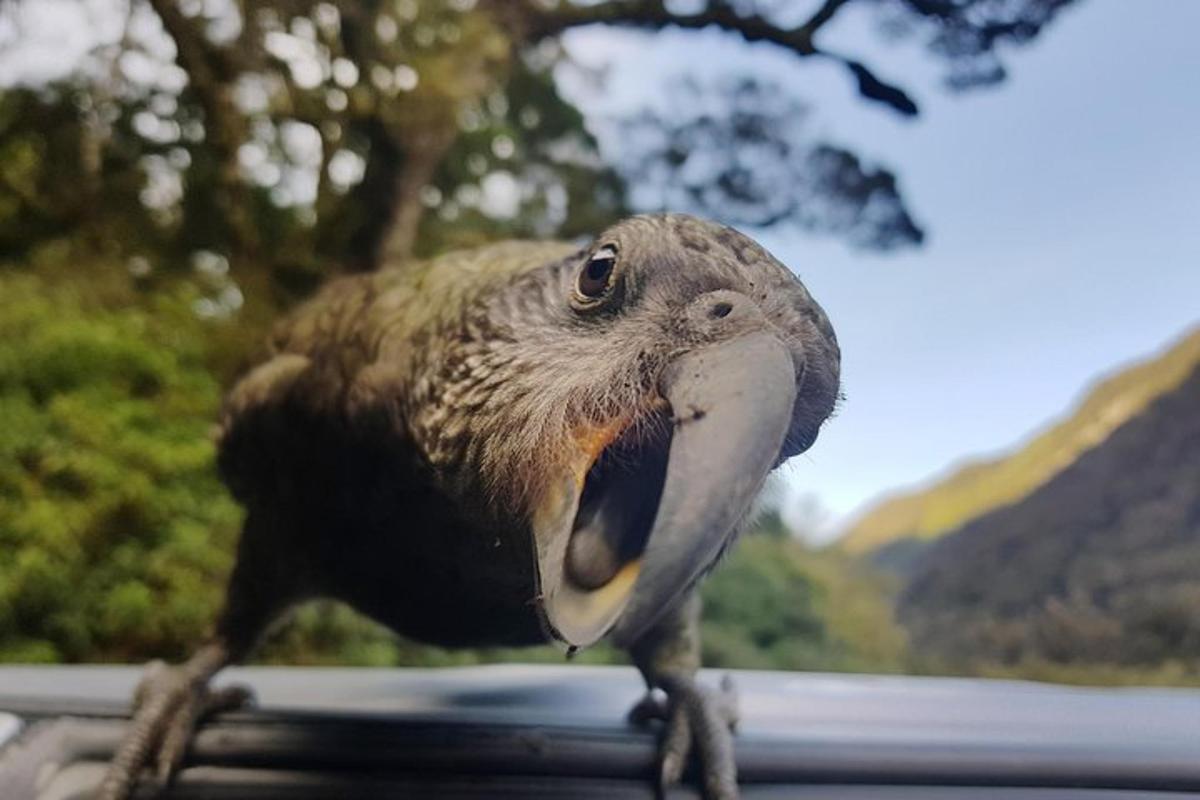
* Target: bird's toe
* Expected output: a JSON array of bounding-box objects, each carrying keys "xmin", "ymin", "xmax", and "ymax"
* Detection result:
[
  {"xmin": 631, "ymin": 672, "xmax": 740, "ymax": 799},
  {"xmin": 97, "ymin": 665, "xmax": 254, "ymax": 800}
]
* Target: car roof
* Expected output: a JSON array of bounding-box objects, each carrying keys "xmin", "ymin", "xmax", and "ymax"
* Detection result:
[{"xmin": 2, "ymin": 665, "xmax": 1199, "ymax": 799}]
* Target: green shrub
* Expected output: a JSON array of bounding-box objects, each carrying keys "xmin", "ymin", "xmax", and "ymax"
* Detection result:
[
  {"xmin": 0, "ymin": 273, "xmax": 241, "ymax": 662},
  {"xmin": 700, "ymin": 531, "xmax": 908, "ymax": 673}
]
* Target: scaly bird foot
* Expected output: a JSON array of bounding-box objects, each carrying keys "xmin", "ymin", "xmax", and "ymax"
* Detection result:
[
  {"xmin": 96, "ymin": 660, "xmax": 252, "ymax": 800},
  {"xmin": 629, "ymin": 672, "xmax": 740, "ymax": 799}
]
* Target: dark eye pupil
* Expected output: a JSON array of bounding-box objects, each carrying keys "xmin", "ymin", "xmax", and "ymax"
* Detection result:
[{"xmin": 579, "ymin": 255, "xmax": 614, "ymax": 297}]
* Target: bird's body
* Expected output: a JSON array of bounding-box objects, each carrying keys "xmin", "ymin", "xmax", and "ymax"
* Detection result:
[
  {"xmin": 215, "ymin": 241, "xmax": 580, "ymax": 648},
  {"xmin": 99, "ymin": 214, "xmax": 841, "ymax": 800}
]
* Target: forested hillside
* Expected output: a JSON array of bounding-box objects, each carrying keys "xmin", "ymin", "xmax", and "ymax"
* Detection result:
[
  {"xmin": 840, "ymin": 327, "xmax": 1200, "ymax": 560},
  {"xmin": 899, "ymin": 361, "xmax": 1200, "ymax": 674}
]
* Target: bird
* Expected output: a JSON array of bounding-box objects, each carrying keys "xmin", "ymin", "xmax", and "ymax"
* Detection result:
[{"xmin": 97, "ymin": 212, "xmax": 841, "ymax": 800}]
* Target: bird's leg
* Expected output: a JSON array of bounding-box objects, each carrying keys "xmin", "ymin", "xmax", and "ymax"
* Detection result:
[
  {"xmin": 97, "ymin": 511, "xmax": 298, "ymax": 800},
  {"xmin": 626, "ymin": 591, "xmax": 739, "ymax": 800}
]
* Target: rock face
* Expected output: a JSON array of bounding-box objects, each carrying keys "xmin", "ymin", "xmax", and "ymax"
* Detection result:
[
  {"xmin": 898, "ymin": 361, "xmax": 1200, "ymax": 668},
  {"xmin": 840, "ymin": 327, "xmax": 1200, "ymax": 560}
]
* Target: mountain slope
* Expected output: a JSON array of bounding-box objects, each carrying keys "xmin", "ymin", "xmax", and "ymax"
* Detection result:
[
  {"xmin": 898, "ymin": 360, "xmax": 1200, "ymax": 668},
  {"xmin": 839, "ymin": 327, "xmax": 1200, "ymax": 556}
]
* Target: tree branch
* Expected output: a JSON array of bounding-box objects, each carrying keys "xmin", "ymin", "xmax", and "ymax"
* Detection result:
[
  {"xmin": 523, "ymin": 0, "xmax": 823, "ymax": 56},
  {"xmin": 803, "ymin": 0, "xmax": 855, "ymax": 39},
  {"xmin": 515, "ymin": 0, "xmax": 918, "ymax": 116}
]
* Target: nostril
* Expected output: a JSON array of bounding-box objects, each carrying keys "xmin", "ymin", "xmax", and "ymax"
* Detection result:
[{"xmin": 709, "ymin": 301, "xmax": 734, "ymax": 320}]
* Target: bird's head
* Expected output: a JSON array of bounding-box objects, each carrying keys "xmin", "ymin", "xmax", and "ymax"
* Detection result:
[{"xmin": 426, "ymin": 214, "xmax": 839, "ymax": 648}]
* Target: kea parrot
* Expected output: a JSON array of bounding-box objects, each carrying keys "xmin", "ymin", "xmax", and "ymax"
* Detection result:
[{"xmin": 98, "ymin": 213, "xmax": 841, "ymax": 800}]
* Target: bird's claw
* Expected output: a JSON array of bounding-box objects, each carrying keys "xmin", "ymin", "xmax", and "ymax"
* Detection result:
[
  {"xmin": 629, "ymin": 673, "xmax": 740, "ymax": 799},
  {"xmin": 97, "ymin": 660, "xmax": 253, "ymax": 800}
]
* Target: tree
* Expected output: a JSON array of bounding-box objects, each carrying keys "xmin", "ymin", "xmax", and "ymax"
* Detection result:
[{"xmin": 0, "ymin": 0, "xmax": 1082, "ymax": 297}]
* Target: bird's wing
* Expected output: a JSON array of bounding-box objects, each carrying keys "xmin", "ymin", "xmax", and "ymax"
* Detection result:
[{"xmin": 215, "ymin": 240, "xmax": 580, "ymax": 499}]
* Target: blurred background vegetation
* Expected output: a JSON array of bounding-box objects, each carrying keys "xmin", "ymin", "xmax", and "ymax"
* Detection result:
[{"xmin": 4, "ymin": 0, "xmax": 1197, "ymax": 686}]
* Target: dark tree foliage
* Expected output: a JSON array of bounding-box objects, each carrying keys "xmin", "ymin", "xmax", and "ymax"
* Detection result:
[
  {"xmin": 881, "ymin": 0, "xmax": 1081, "ymax": 89},
  {"xmin": 0, "ymin": 0, "xmax": 1083, "ymax": 292},
  {"xmin": 0, "ymin": 85, "xmax": 169, "ymax": 261},
  {"xmin": 622, "ymin": 77, "xmax": 924, "ymax": 249}
]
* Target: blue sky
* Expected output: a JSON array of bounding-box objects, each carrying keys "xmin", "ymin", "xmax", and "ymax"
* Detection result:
[{"xmin": 560, "ymin": 0, "xmax": 1200, "ymax": 540}]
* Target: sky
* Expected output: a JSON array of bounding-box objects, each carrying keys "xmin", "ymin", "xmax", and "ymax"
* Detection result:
[
  {"xmin": 559, "ymin": 0, "xmax": 1200, "ymax": 541},
  {"xmin": 2, "ymin": 1, "xmax": 1198, "ymax": 542}
]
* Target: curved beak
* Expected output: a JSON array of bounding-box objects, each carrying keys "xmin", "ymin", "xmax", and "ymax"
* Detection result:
[
  {"xmin": 610, "ymin": 332, "xmax": 796, "ymax": 646},
  {"xmin": 532, "ymin": 331, "xmax": 797, "ymax": 648}
]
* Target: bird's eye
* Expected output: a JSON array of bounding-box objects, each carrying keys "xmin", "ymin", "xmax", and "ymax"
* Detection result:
[{"xmin": 577, "ymin": 246, "xmax": 618, "ymax": 300}]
